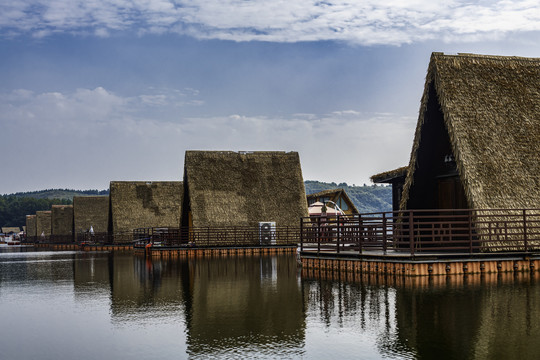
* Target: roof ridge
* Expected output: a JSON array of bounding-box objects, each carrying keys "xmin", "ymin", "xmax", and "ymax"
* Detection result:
[{"xmin": 432, "ymin": 52, "xmax": 540, "ymax": 62}]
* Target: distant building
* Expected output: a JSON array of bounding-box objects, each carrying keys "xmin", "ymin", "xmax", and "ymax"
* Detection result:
[
  {"xmin": 306, "ymin": 189, "xmax": 359, "ymax": 215},
  {"xmin": 1, "ymin": 227, "xmax": 20, "ymax": 235},
  {"xmin": 51, "ymin": 205, "xmax": 74, "ymax": 242},
  {"xmin": 26, "ymin": 215, "xmax": 37, "ymax": 240},
  {"xmin": 109, "ymin": 181, "xmax": 183, "ymax": 236},
  {"xmin": 182, "ymin": 151, "xmax": 308, "ymax": 228},
  {"xmin": 73, "ymin": 196, "xmax": 110, "ymax": 234},
  {"xmin": 36, "ymin": 211, "xmax": 52, "ymax": 238}
]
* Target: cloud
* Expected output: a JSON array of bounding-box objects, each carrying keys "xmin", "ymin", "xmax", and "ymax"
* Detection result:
[
  {"xmin": 0, "ymin": 86, "xmax": 415, "ymax": 193},
  {"xmin": 1, "ymin": 1, "xmax": 539, "ymax": 45}
]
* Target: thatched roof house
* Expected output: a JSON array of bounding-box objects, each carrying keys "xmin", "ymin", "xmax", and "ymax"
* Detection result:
[
  {"xmin": 400, "ymin": 53, "xmax": 540, "ymax": 211},
  {"xmin": 73, "ymin": 196, "xmax": 110, "ymax": 234},
  {"xmin": 26, "ymin": 215, "xmax": 37, "ymax": 238},
  {"xmin": 36, "ymin": 210, "xmax": 52, "ymax": 237},
  {"xmin": 2, "ymin": 227, "xmax": 20, "ymax": 234},
  {"xmin": 110, "ymin": 181, "xmax": 183, "ymax": 234},
  {"xmin": 306, "ymin": 188, "xmax": 359, "ymax": 215},
  {"xmin": 371, "ymin": 167, "xmax": 408, "ymax": 211},
  {"xmin": 183, "ymin": 151, "xmax": 308, "ymax": 228},
  {"xmin": 51, "ymin": 205, "xmax": 74, "ymax": 238}
]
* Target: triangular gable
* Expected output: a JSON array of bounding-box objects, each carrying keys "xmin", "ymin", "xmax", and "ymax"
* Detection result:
[{"xmin": 401, "ymin": 53, "xmax": 540, "ymax": 210}]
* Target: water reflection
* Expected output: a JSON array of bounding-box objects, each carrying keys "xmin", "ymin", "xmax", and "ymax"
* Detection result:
[
  {"xmin": 302, "ymin": 270, "xmax": 540, "ymax": 359},
  {"xmin": 184, "ymin": 255, "xmax": 305, "ymax": 358},
  {"xmin": 1, "ymin": 250, "xmax": 539, "ymax": 359},
  {"xmin": 77, "ymin": 252, "xmax": 306, "ymax": 358}
]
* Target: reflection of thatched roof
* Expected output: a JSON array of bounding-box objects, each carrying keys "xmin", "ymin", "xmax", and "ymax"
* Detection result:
[
  {"xmin": 2, "ymin": 227, "xmax": 20, "ymax": 234},
  {"xmin": 110, "ymin": 181, "xmax": 183, "ymax": 233},
  {"xmin": 26, "ymin": 215, "xmax": 37, "ymax": 237},
  {"xmin": 73, "ymin": 196, "xmax": 110, "ymax": 233},
  {"xmin": 306, "ymin": 188, "xmax": 359, "ymax": 214},
  {"xmin": 401, "ymin": 53, "xmax": 540, "ymax": 210},
  {"xmin": 184, "ymin": 151, "xmax": 308, "ymax": 227},
  {"xmin": 370, "ymin": 167, "xmax": 408, "ymax": 184},
  {"xmin": 51, "ymin": 205, "xmax": 74, "ymax": 236}
]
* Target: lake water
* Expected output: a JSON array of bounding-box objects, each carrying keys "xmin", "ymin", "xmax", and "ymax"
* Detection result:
[{"xmin": 0, "ymin": 249, "xmax": 539, "ymax": 359}]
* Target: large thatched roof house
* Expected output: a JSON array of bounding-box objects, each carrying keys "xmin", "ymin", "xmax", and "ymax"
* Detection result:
[
  {"xmin": 182, "ymin": 151, "xmax": 308, "ymax": 228},
  {"xmin": 399, "ymin": 52, "xmax": 540, "ymax": 211},
  {"xmin": 36, "ymin": 210, "xmax": 52, "ymax": 237},
  {"xmin": 73, "ymin": 196, "xmax": 110, "ymax": 234},
  {"xmin": 51, "ymin": 205, "xmax": 74, "ymax": 239},
  {"xmin": 26, "ymin": 215, "xmax": 37, "ymax": 238},
  {"xmin": 110, "ymin": 181, "xmax": 183, "ymax": 234}
]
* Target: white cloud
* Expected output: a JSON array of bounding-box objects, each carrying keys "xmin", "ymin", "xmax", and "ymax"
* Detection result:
[
  {"xmin": 0, "ymin": 86, "xmax": 415, "ymax": 193},
  {"xmin": 1, "ymin": 1, "xmax": 539, "ymax": 45}
]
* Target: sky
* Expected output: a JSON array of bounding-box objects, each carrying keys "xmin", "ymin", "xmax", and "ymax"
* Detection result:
[{"xmin": 1, "ymin": 1, "xmax": 540, "ymax": 194}]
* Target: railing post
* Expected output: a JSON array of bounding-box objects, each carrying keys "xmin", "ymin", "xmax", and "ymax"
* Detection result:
[
  {"xmin": 317, "ymin": 216, "xmax": 321, "ymax": 255},
  {"xmin": 300, "ymin": 219, "xmax": 304, "ymax": 251},
  {"xmin": 523, "ymin": 209, "xmax": 528, "ymax": 252},
  {"xmin": 337, "ymin": 215, "xmax": 341, "ymax": 254},
  {"xmin": 382, "ymin": 212, "xmax": 387, "ymax": 254},
  {"xmin": 409, "ymin": 211, "xmax": 414, "ymax": 256},
  {"xmin": 469, "ymin": 210, "xmax": 473, "ymax": 254},
  {"xmin": 358, "ymin": 214, "xmax": 363, "ymax": 255}
]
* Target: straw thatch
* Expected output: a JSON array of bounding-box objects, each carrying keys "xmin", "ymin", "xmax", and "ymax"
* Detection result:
[
  {"xmin": 183, "ymin": 151, "xmax": 308, "ymax": 228},
  {"xmin": 371, "ymin": 167, "xmax": 408, "ymax": 212},
  {"xmin": 26, "ymin": 215, "xmax": 37, "ymax": 237},
  {"xmin": 110, "ymin": 181, "xmax": 183, "ymax": 233},
  {"xmin": 73, "ymin": 196, "xmax": 110, "ymax": 234},
  {"xmin": 36, "ymin": 210, "xmax": 52, "ymax": 236},
  {"xmin": 370, "ymin": 167, "xmax": 408, "ymax": 184},
  {"xmin": 51, "ymin": 205, "xmax": 74, "ymax": 237},
  {"xmin": 401, "ymin": 52, "xmax": 540, "ymax": 211},
  {"xmin": 399, "ymin": 53, "xmax": 540, "ymax": 250},
  {"xmin": 2, "ymin": 227, "xmax": 20, "ymax": 234},
  {"xmin": 306, "ymin": 188, "xmax": 359, "ymax": 214}
]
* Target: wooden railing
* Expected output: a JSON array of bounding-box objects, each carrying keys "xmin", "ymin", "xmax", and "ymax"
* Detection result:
[
  {"xmin": 133, "ymin": 226, "xmax": 301, "ymax": 247},
  {"xmin": 24, "ymin": 226, "xmax": 301, "ymax": 247},
  {"xmin": 300, "ymin": 209, "xmax": 540, "ymax": 255}
]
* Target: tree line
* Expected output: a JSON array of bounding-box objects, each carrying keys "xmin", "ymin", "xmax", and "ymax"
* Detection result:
[{"xmin": 0, "ymin": 196, "xmax": 72, "ymax": 228}]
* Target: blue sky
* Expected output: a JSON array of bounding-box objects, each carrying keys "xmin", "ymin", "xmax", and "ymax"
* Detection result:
[{"xmin": 1, "ymin": 1, "xmax": 540, "ymax": 194}]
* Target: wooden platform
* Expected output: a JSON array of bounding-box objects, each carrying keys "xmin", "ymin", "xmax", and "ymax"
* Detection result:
[
  {"xmin": 135, "ymin": 245, "xmax": 297, "ymax": 258},
  {"xmin": 300, "ymin": 248, "xmax": 540, "ymax": 276}
]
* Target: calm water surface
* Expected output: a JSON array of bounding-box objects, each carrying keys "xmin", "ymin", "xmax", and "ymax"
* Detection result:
[{"xmin": 0, "ymin": 248, "xmax": 539, "ymax": 359}]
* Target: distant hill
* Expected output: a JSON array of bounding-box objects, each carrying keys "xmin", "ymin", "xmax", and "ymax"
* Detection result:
[
  {"xmin": 7, "ymin": 189, "xmax": 109, "ymax": 201},
  {"xmin": 0, "ymin": 189, "xmax": 109, "ymax": 228},
  {"xmin": 304, "ymin": 180, "xmax": 392, "ymax": 213}
]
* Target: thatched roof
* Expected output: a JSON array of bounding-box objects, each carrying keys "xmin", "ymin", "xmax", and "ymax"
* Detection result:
[
  {"xmin": 306, "ymin": 188, "xmax": 359, "ymax": 214},
  {"xmin": 73, "ymin": 196, "xmax": 109, "ymax": 233},
  {"xmin": 110, "ymin": 181, "xmax": 183, "ymax": 233},
  {"xmin": 36, "ymin": 210, "xmax": 52, "ymax": 236},
  {"xmin": 401, "ymin": 52, "xmax": 540, "ymax": 210},
  {"xmin": 184, "ymin": 151, "xmax": 308, "ymax": 227},
  {"xmin": 2, "ymin": 227, "xmax": 20, "ymax": 234},
  {"xmin": 370, "ymin": 166, "xmax": 408, "ymax": 184},
  {"xmin": 26, "ymin": 215, "xmax": 37, "ymax": 237},
  {"xmin": 51, "ymin": 205, "xmax": 74, "ymax": 236}
]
